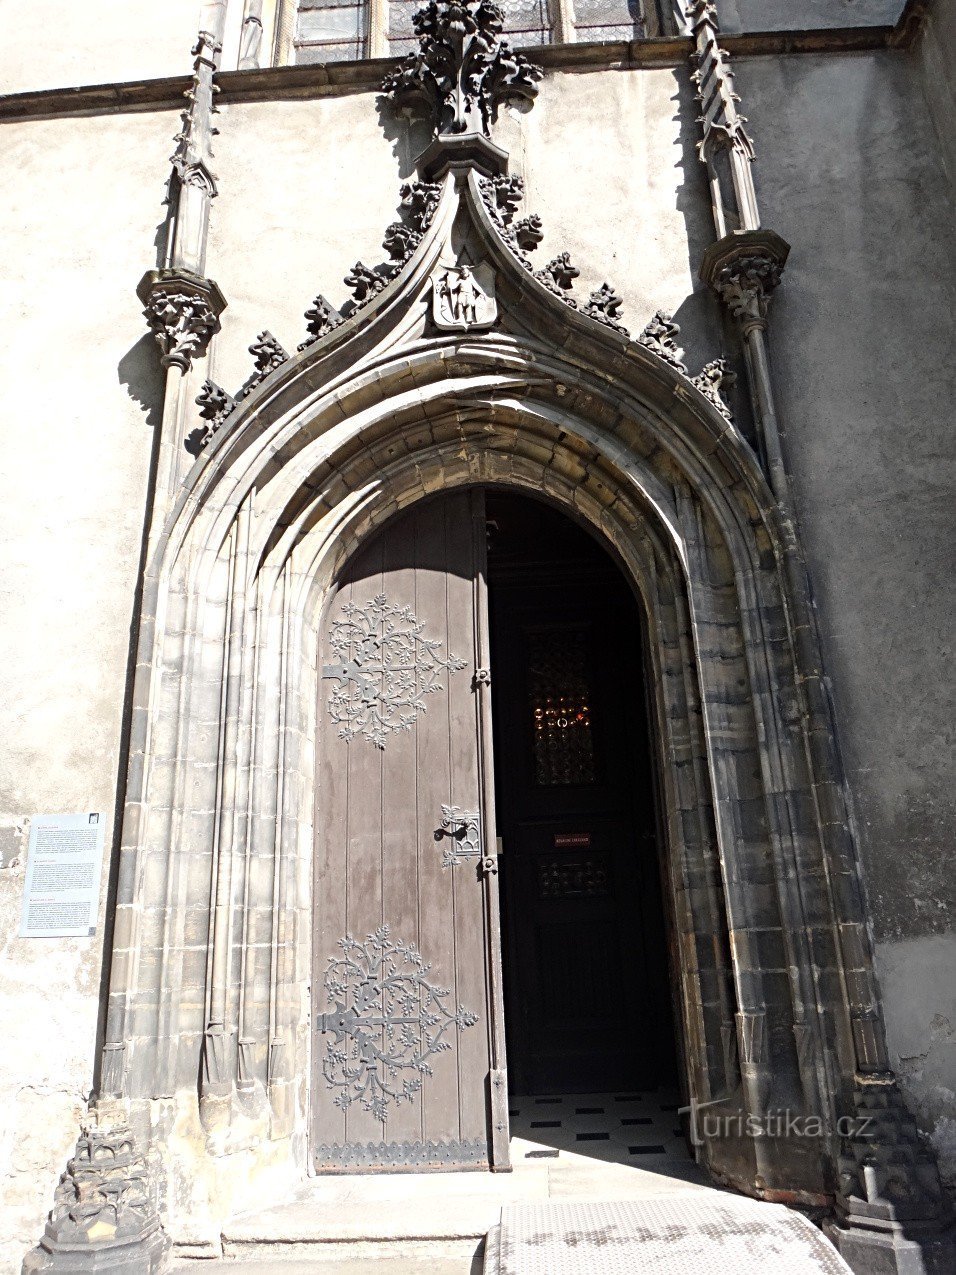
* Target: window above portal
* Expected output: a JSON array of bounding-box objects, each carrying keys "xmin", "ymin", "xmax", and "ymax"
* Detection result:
[{"xmin": 291, "ymin": 0, "xmax": 683, "ymax": 65}]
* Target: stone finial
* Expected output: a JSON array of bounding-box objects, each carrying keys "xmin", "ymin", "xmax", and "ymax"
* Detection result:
[
  {"xmin": 22, "ymin": 1105, "xmax": 169, "ymax": 1274},
  {"xmin": 583, "ymin": 283, "xmax": 629, "ymax": 337},
  {"xmin": 688, "ymin": 1, "xmax": 754, "ymax": 166},
  {"xmin": 692, "ymin": 357, "xmax": 736, "ymax": 420},
  {"xmin": 383, "ymin": 0, "xmax": 543, "ymax": 178},
  {"xmin": 236, "ymin": 331, "xmax": 289, "ymax": 400},
  {"xmin": 137, "ymin": 269, "xmax": 226, "ymax": 373},
  {"xmin": 638, "ymin": 310, "xmax": 687, "ymax": 372},
  {"xmin": 169, "ymin": 30, "xmax": 221, "ymax": 203}
]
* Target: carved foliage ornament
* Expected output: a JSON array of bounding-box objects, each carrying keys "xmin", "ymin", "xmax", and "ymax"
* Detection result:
[
  {"xmin": 186, "ymin": 180, "xmax": 441, "ymax": 455},
  {"xmin": 322, "ymin": 593, "xmax": 467, "ymax": 749},
  {"xmin": 692, "ymin": 358, "xmax": 736, "ymax": 421},
  {"xmin": 713, "ymin": 255, "xmax": 784, "ymax": 334},
  {"xmin": 141, "ymin": 275, "xmax": 223, "ymax": 373},
  {"xmin": 382, "ymin": 0, "xmax": 542, "ymax": 138},
  {"xmin": 318, "ymin": 926, "xmax": 478, "ymax": 1122}
]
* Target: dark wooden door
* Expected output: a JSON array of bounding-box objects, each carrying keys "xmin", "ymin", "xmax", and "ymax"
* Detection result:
[
  {"xmin": 489, "ymin": 504, "xmax": 675, "ymax": 1096},
  {"xmin": 312, "ymin": 490, "xmax": 509, "ymax": 1172}
]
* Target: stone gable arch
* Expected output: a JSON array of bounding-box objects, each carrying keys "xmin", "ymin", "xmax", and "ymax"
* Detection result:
[{"xmin": 104, "ymin": 239, "xmax": 865, "ymax": 1222}]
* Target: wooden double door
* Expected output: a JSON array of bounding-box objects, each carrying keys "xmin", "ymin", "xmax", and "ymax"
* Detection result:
[{"xmin": 312, "ymin": 489, "xmax": 674, "ymax": 1173}]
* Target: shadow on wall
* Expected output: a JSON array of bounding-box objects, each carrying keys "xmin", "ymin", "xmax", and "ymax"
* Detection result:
[
  {"xmin": 118, "ymin": 333, "xmax": 166, "ymax": 432},
  {"xmin": 376, "ymin": 93, "xmax": 434, "ymax": 182}
]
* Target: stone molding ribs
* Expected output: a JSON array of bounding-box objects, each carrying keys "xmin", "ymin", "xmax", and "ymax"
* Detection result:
[
  {"xmin": 382, "ymin": 1, "xmax": 542, "ymax": 140},
  {"xmin": 21, "ymin": 1104, "xmax": 169, "ymax": 1275},
  {"xmin": 137, "ymin": 267, "xmax": 226, "ymax": 373},
  {"xmin": 688, "ymin": 1, "xmax": 754, "ymax": 167}
]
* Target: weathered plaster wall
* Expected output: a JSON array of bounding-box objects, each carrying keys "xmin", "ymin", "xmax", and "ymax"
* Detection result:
[
  {"xmin": 735, "ymin": 47, "xmax": 956, "ymax": 1181},
  {"xmin": 0, "ymin": 0, "xmax": 203, "ymax": 95},
  {"xmin": 0, "ymin": 110, "xmax": 173, "ymax": 1271},
  {"xmin": 717, "ymin": 0, "xmax": 905, "ymax": 32}
]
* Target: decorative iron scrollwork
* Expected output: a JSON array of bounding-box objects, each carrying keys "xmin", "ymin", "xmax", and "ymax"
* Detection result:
[
  {"xmin": 322, "ymin": 593, "xmax": 467, "ymax": 749},
  {"xmin": 434, "ymin": 805, "xmax": 482, "ymax": 869},
  {"xmin": 317, "ymin": 926, "xmax": 478, "ymax": 1123}
]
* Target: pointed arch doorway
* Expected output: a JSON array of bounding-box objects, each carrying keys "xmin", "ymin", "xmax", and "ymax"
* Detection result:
[{"xmin": 311, "ymin": 486, "xmax": 683, "ymax": 1176}]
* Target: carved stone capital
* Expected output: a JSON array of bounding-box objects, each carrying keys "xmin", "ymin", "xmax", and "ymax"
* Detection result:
[
  {"xmin": 829, "ymin": 1072, "xmax": 955, "ymax": 1274},
  {"xmin": 700, "ymin": 228, "xmax": 790, "ymax": 335},
  {"xmin": 137, "ymin": 268, "xmax": 226, "ymax": 372},
  {"xmin": 22, "ymin": 1105, "xmax": 169, "ymax": 1274}
]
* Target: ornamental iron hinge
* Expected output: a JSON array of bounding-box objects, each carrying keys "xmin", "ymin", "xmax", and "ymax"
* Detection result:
[{"xmin": 434, "ymin": 805, "xmax": 495, "ymax": 874}]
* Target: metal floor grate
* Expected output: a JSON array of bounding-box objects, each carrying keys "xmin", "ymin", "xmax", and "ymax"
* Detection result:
[{"xmin": 484, "ymin": 1198, "xmax": 853, "ymax": 1274}]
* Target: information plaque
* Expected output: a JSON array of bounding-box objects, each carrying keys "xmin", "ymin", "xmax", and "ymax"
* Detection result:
[{"xmin": 19, "ymin": 813, "xmax": 105, "ymax": 938}]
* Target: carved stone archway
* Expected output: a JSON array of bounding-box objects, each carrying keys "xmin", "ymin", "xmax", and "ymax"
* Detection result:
[{"xmin": 103, "ymin": 210, "xmax": 864, "ymax": 1234}]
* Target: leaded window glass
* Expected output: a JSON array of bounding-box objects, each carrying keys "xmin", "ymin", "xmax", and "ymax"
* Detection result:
[
  {"xmin": 295, "ymin": 0, "xmax": 368, "ymax": 63},
  {"xmin": 499, "ymin": 0, "xmax": 552, "ymax": 45},
  {"xmin": 388, "ymin": 0, "xmax": 420, "ymax": 53},
  {"xmin": 574, "ymin": 0, "xmax": 646, "ymax": 44},
  {"xmin": 528, "ymin": 627, "xmax": 597, "ymax": 786}
]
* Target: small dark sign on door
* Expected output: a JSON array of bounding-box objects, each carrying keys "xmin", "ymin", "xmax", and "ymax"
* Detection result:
[{"xmin": 553, "ymin": 832, "xmax": 591, "ymax": 848}]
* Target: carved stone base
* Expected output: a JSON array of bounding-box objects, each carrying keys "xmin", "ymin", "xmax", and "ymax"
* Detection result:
[
  {"xmin": 828, "ymin": 1074, "xmax": 955, "ymax": 1275},
  {"xmin": 827, "ymin": 1219, "xmax": 956, "ymax": 1275},
  {"xmin": 22, "ymin": 1111, "xmax": 169, "ymax": 1275},
  {"xmin": 417, "ymin": 132, "xmax": 510, "ymax": 180}
]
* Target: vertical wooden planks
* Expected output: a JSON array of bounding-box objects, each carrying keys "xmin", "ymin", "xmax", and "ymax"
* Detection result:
[
  {"xmin": 341, "ymin": 537, "xmax": 386, "ymax": 1153},
  {"xmin": 312, "ymin": 492, "xmax": 499, "ymax": 1170},
  {"xmin": 446, "ymin": 492, "xmax": 489, "ymax": 1151},
  {"xmin": 414, "ymin": 497, "xmax": 460, "ymax": 1154},
  {"xmin": 380, "ymin": 511, "xmax": 423, "ymax": 1151}
]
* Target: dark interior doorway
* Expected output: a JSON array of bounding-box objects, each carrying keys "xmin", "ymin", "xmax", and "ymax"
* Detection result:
[{"xmin": 486, "ymin": 492, "xmax": 680, "ymax": 1099}]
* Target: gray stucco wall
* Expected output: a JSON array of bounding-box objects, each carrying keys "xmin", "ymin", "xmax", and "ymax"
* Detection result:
[
  {"xmin": 0, "ymin": 109, "xmax": 173, "ymax": 1271},
  {"xmin": 0, "ymin": 0, "xmax": 202, "ymax": 94},
  {"xmin": 717, "ymin": 0, "xmax": 905, "ymax": 32}
]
